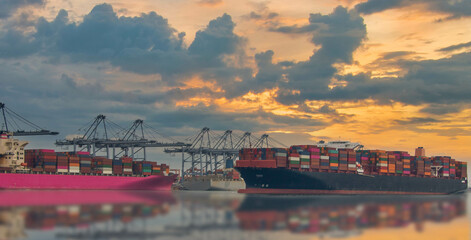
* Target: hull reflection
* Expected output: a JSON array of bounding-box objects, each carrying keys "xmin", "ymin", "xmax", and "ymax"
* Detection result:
[
  {"xmin": 0, "ymin": 190, "xmax": 176, "ymax": 239},
  {"xmin": 237, "ymin": 195, "xmax": 466, "ymax": 237}
]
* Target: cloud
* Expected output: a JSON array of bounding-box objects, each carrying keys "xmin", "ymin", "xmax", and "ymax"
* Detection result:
[
  {"xmin": 420, "ymin": 104, "xmax": 467, "ymax": 115},
  {"xmin": 328, "ymin": 51, "xmax": 471, "ymax": 106},
  {"xmin": 0, "ymin": 4, "xmax": 252, "ymax": 88},
  {"xmin": 438, "ymin": 41, "xmax": 471, "ymax": 52},
  {"xmin": 189, "ymin": 13, "xmax": 242, "ymax": 64},
  {"xmin": 381, "ymin": 51, "xmax": 415, "ymax": 60},
  {"xmin": 394, "ymin": 117, "xmax": 441, "ymax": 125},
  {"xmin": 197, "ymin": 0, "xmax": 223, "ymax": 7},
  {"xmin": 355, "ymin": 0, "xmax": 471, "ymax": 20},
  {"xmin": 0, "ymin": 0, "xmax": 45, "ymax": 19},
  {"xmin": 354, "ymin": 0, "xmax": 405, "ymax": 15},
  {"xmin": 271, "ymin": 6, "xmax": 367, "ymax": 104}
]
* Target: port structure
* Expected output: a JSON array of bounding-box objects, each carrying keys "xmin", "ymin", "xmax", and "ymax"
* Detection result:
[
  {"xmin": 55, "ymin": 115, "xmax": 190, "ymax": 161},
  {"xmin": 164, "ymin": 128, "xmax": 285, "ymax": 179},
  {"xmin": 0, "ymin": 102, "xmax": 59, "ymax": 136}
]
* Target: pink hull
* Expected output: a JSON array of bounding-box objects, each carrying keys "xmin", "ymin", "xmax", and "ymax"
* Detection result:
[{"xmin": 0, "ymin": 173, "xmax": 176, "ymax": 190}]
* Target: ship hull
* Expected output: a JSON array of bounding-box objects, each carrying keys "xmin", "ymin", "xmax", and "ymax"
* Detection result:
[
  {"xmin": 236, "ymin": 167, "xmax": 467, "ymax": 195},
  {"xmin": 0, "ymin": 173, "xmax": 176, "ymax": 191}
]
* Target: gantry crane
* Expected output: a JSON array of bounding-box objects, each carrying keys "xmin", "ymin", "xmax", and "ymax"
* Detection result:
[
  {"xmin": 164, "ymin": 128, "xmax": 285, "ymax": 179},
  {"xmin": 0, "ymin": 102, "xmax": 58, "ymax": 136},
  {"xmin": 55, "ymin": 115, "xmax": 190, "ymax": 161}
]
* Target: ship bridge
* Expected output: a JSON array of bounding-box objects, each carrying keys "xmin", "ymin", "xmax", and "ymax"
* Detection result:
[{"xmin": 317, "ymin": 140, "xmax": 363, "ymax": 150}]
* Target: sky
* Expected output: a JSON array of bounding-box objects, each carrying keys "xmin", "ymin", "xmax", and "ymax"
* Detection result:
[{"xmin": 0, "ymin": 0, "xmax": 471, "ymax": 162}]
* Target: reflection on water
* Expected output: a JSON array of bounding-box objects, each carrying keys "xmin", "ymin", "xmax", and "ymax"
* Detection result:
[{"xmin": 0, "ymin": 190, "xmax": 467, "ymax": 239}]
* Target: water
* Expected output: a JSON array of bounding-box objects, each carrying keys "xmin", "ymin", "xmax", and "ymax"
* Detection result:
[{"xmin": 0, "ymin": 190, "xmax": 468, "ymax": 240}]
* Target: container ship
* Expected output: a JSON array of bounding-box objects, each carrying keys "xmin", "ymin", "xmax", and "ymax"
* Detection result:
[
  {"xmin": 0, "ymin": 133, "xmax": 176, "ymax": 190},
  {"xmin": 236, "ymin": 141, "xmax": 468, "ymax": 195}
]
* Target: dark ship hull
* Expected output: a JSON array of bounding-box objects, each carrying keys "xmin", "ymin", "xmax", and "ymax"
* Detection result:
[{"xmin": 236, "ymin": 167, "xmax": 467, "ymax": 195}]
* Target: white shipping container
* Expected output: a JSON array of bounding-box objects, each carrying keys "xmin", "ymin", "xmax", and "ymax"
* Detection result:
[
  {"xmin": 320, "ymin": 156, "xmax": 330, "ymax": 160},
  {"xmin": 289, "ymin": 157, "xmax": 300, "ymax": 161}
]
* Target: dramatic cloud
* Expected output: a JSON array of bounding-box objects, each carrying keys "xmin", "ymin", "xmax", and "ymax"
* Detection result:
[
  {"xmin": 0, "ymin": 0, "xmax": 45, "ymax": 19},
  {"xmin": 394, "ymin": 117, "xmax": 441, "ymax": 125},
  {"xmin": 438, "ymin": 41, "xmax": 471, "ymax": 52},
  {"xmin": 189, "ymin": 13, "xmax": 242, "ymax": 66},
  {"xmin": 328, "ymin": 51, "xmax": 471, "ymax": 106},
  {"xmin": 355, "ymin": 0, "xmax": 471, "ymax": 20},
  {"xmin": 271, "ymin": 6, "xmax": 367, "ymax": 104}
]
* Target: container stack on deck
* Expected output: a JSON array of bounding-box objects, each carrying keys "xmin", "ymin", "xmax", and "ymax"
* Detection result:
[
  {"xmin": 69, "ymin": 154, "xmax": 80, "ymax": 173},
  {"xmin": 79, "ymin": 154, "xmax": 92, "ymax": 174},
  {"xmin": 22, "ymin": 150, "xmax": 171, "ymax": 176},
  {"xmin": 309, "ymin": 146, "xmax": 320, "ymax": 170},
  {"xmin": 121, "ymin": 157, "xmax": 133, "ymax": 175},
  {"xmin": 113, "ymin": 158, "xmax": 123, "ymax": 174},
  {"xmin": 56, "ymin": 153, "xmax": 68, "ymax": 173},
  {"xmin": 275, "ymin": 149, "xmax": 288, "ymax": 168},
  {"xmin": 236, "ymin": 145, "xmax": 468, "ymax": 179}
]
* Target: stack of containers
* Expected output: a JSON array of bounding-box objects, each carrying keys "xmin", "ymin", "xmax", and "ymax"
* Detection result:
[
  {"xmin": 237, "ymin": 149, "xmax": 256, "ymax": 168},
  {"xmin": 289, "ymin": 146, "xmax": 301, "ymax": 169},
  {"xmin": 113, "ymin": 158, "xmax": 123, "ymax": 174},
  {"xmin": 41, "ymin": 150, "xmax": 57, "ymax": 173},
  {"xmin": 299, "ymin": 150, "xmax": 310, "ymax": 169},
  {"xmin": 389, "ymin": 151, "xmax": 404, "ymax": 174},
  {"xmin": 24, "ymin": 149, "xmax": 36, "ymax": 168},
  {"xmin": 68, "ymin": 154, "xmax": 80, "ymax": 173},
  {"xmin": 442, "ymin": 157, "xmax": 450, "ymax": 177},
  {"xmin": 338, "ymin": 149, "xmax": 348, "ymax": 171},
  {"xmin": 402, "ymin": 153, "xmax": 411, "ymax": 175},
  {"xmin": 274, "ymin": 148, "xmax": 288, "ymax": 168},
  {"xmin": 387, "ymin": 153, "xmax": 396, "ymax": 174},
  {"xmin": 309, "ymin": 146, "xmax": 320, "ymax": 170},
  {"xmin": 424, "ymin": 157, "xmax": 432, "ymax": 176},
  {"xmin": 320, "ymin": 148, "xmax": 330, "ymax": 170},
  {"xmin": 56, "ymin": 153, "xmax": 68, "ymax": 173},
  {"xmin": 102, "ymin": 158, "xmax": 113, "ymax": 175},
  {"xmin": 328, "ymin": 148, "xmax": 338, "ymax": 171},
  {"xmin": 375, "ymin": 151, "xmax": 388, "ymax": 174},
  {"xmin": 142, "ymin": 161, "xmax": 152, "ymax": 176},
  {"xmin": 356, "ymin": 150, "xmax": 371, "ymax": 173},
  {"xmin": 434, "ymin": 157, "xmax": 449, "ymax": 177},
  {"xmin": 121, "ymin": 157, "xmax": 133, "ymax": 175},
  {"xmin": 450, "ymin": 159, "xmax": 456, "ymax": 177},
  {"xmin": 416, "ymin": 157, "xmax": 425, "ymax": 176},
  {"xmin": 24, "ymin": 149, "xmax": 43, "ymax": 171},
  {"xmin": 347, "ymin": 150, "xmax": 356, "ymax": 171},
  {"xmin": 456, "ymin": 162, "xmax": 467, "ymax": 179},
  {"xmin": 133, "ymin": 161, "xmax": 143, "ymax": 175},
  {"xmin": 151, "ymin": 162, "xmax": 161, "ymax": 175},
  {"xmin": 79, "ymin": 154, "xmax": 92, "ymax": 174},
  {"xmin": 91, "ymin": 157, "xmax": 102, "ymax": 174},
  {"xmin": 260, "ymin": 148, "xmax": 275, "ymax": 161}
]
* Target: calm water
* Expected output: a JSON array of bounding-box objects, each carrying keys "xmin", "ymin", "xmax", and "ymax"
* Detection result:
[{"xmin": 0, "ymin": 190, "xmax": 468, "ymax": 240}]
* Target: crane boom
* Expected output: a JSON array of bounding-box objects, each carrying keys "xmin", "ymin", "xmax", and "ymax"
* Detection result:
[{"xmin": 0, "ymin": 102, "xmax": 59, "ymax": 136}]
